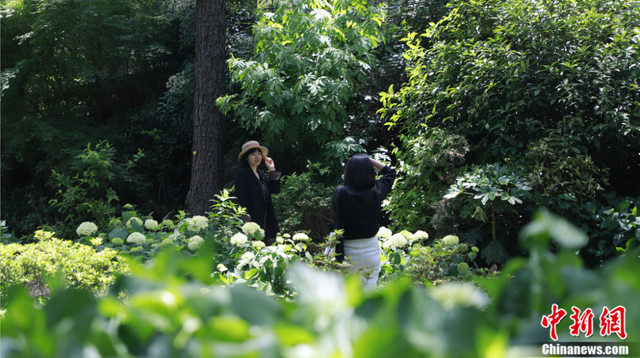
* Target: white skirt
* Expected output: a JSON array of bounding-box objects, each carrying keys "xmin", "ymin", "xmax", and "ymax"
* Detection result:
[{"xmin": 343, "ymin": 236, "xmax": 381, "ymax": 291}]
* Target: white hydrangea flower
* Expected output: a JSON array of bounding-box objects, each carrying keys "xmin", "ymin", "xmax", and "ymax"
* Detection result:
[
  {"xmin": 230, "ymin": 233, "xmax": 248, "ymax": 247},
  {"xmin": 429, "ymin": 283, "xmax": 489, "ymax": 310},
  {"xmin": 282, "ymin": 233, "xmax": 291, "ymax": 239},
  {"xmin": 76, "ymin": 222, "xmax": 98, "ymax": 236},
  {"xmin": 111, "ymin": 238, "xmax": 124, "ymax": 245},
  {"xmin": 129, "ymin": 246, "xmax": 143, "ymax": 253},
  {"xmin": 188, "ymin": 235, "xmax": 205, "ymax": 251},
  {"xmin": 276, "ymin": 237, "xmax": 284, "ymax": 244},
  {"xmin": 161, "ymin": 238, "xmax": 174, "ymax": 246},
  {"xmin": 90, "ymin": 238, "xmax": 103, "ymax": 247},
  {"xmin": 442, "ymin": 235, "xmax": 459, "ymax": 246},
  {"xmin": 162, "ymin": 219, "xmax": 174, "ymax": 228},
  {"xmin": 241, "ymin": 252, "xmax": 255, "ymax": 261},
  {"xmin": 377, "ymin": 226, "xmax": 392, "ymax": 240},
  {"xmin": 252, "ymin": 241, "xmax": 265, "ymax": 250},
  {"xmin": 217, "ymin": 263, "xmax": 227, "ymax": 271},
  {"xmin": 191, "ymin": 215, "xmax": 209, "ymax": 231},
  {"xmin": 144, "ymin": 219, "xmax": 159, "ymax": 231},
  {"xmin": 383, "ymin": 233, "xmax": 408, "ymax": 250},
  {"xmin": 413, "ymin": 230, "xmax": 429, "ymax": 242},
  {"xmin": 242, "ymin": 222, "xmax": 261, "ymax": 235},
  {"xmin": 391, "ymin": 233, "xmax": 408, "ymax": 248},
  {"xmin": 292, "ymin": 233, "xmax": 309, "ymax": 241},
  {"xmin": 168, "ymin": 229, "xmax": 181, "ymax": 241},
  {"xmin": 126, "ymin": 232, "xmax": 146, "ymax": 245},
  {"xmin": 400, "ymin": 230, "xmax": 415, "ymax": 243},
  {"xmin": 126, "ymin": 217, "xmax": 144, "ymax": 229}
]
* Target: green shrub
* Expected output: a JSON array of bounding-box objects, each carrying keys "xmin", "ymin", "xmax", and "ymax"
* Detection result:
[
  {"xmin": 441, "ymin": 163, "xmax": 533, "ymax": 264},
  {"xmin": 47, "ymin": 141, "xmax": 145, "ymax": 239},
  {"xmin": 524, "ymin": 135, "xmax": 609, "ymax": 202},
  {"xmin": 376, "ymin": 226, "xmax": 486, "ymax": 286},
  {"xmin": 385, "ymin": 128, "xmax": 469, "ymax": 232},
  {"xmin": 0, "ymin": 230, "xmax": 129, "ymax": 301},
  {"xmin": 272, "ymin": 163, "xmax": 337, "ymax": 240},
  {"xmin": 532, "ymin": 191, "xmax": 640, "ymax": 267}
]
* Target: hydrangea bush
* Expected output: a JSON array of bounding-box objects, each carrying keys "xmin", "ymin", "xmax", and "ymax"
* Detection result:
[
  {"xmin": 2, "ymin": 189, "xmax": 487, "ymax": 303},
  {"xmin": 376, "ymin": 227, "xmax": 484, "ymax": 286}
]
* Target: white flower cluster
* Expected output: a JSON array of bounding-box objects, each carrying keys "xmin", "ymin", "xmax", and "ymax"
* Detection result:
[
  {"xmin": 162, "ymin": 219, "xmax": 174, "ymax": 228},
  {"xmin": 382, "ymin": 233, "xmax": 408, "ymax": 250},
  {"xmin": 90, "ymin": 238, "xmax": 103, "ymax": 247},
  {"xmin": 168, "ymin": 229, "xmax": 181, "ymax": 241},
  {"xmin": 145, "ymin": 219, "xmax": 158, "ymax": 231},
  {"xmin": 188, "ymin": 235, "xmax": 204, "ymax": 251},
  {"xmin": 76, "ymin": 222, "xmax": 98, "ymax": 236},
  {"xmin": 252, "ymin": 241, "xmax": 265, "ymax": 250},
  {"xmin": 127, "ymin": 232, "xmax": 146, "ymax": 245},
  {"xmin": 230, "ymin": 233, "xmax": 248, "ymax": 247},
  {"xmin": 217, "ymin": 263, "xmax": 227, "ymax": 271},
  {"xmin": 377, "ymin": 227, "xmax": 392, "ymax": 240},
  {"xmin": 241, "ymin": 252, "xmax": 255, "ymax": 261},
  {"xmin": 292, "ymin": 233, "xmax": 309, "ymax": 241},
  {"xmin": 399, "ymin": 230, "xmax": 415, "ymax": 243},
  {"xmin": 442, "ymin": 235, "xmax": 459, "ymax": 246},
  {"xmin": 429, "ymin": 283, "xmax": 489, "ymax": 310},
  {"xmin": 188, "ymin": 215, "xmax": 209, "ymax": 231},
  {"xmin": 413, "ymin": 230, "xmax": 429, "ymax": 241},
  {"xmin": 242, "ymin": 222, "xmax": 261, "ymax": 235},
  {"xmin": 126, "ymin": 217, "xmax": 143, "ymax": 229}
]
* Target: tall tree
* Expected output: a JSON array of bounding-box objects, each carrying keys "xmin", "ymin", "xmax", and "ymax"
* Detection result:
[{"xmin": 189, "ymin": 0, "xmax": 227, "ymax": 215}]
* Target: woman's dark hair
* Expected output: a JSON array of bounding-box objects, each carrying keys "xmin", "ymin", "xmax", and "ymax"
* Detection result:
[
  {"xmin": 343, "ymin": 154, "xmax": 375, "ymax": 190},
  {"xmin": 240, "ymin": 148, "xmax": 263, "ymax": 168}
]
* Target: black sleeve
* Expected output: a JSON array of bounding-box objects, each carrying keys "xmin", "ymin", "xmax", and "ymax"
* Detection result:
[
  {"xmin": 267, "ymin": 171, "xmax": 282, "ymax": 195},
  {"xmin": 376, "ymin": 166, "xmax": 396, "ymax": 198},
  {"xmin": 331, "ymin": 186, "xmax": 344, "ymax": 219},
  {"xmin": 234, "ymin": 169, "xmax": 251, "ymax": 210}
]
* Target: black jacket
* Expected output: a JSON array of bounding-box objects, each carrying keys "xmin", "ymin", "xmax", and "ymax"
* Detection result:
[
  {"xmin": 331, "ymin": 165, "xmax": 396, "ymax": 261},
  {"xmin": 234, "ymin": 166, "xmax": 281, "ymax": 239}
]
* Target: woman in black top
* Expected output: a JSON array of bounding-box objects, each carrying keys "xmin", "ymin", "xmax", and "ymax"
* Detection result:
[
  {"xmin": 234, "ymin": 141, "xmax": 282, "ymax": 240},
  {"xmin": 331, "ymin": 154, "xmax": 396, "ymax": 291}
]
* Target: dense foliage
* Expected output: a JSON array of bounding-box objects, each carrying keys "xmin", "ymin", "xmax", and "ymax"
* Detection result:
[
  {"xmin": 218, "ymin": 0, "xmax": 387, "ymax": 172},
  {"xmin": 2, "ymin": 212, "xmax": 638, "ymax": 358},
  {"xmin": 379, "ymin": 0, "xmax": 640, "ymax": 265}
]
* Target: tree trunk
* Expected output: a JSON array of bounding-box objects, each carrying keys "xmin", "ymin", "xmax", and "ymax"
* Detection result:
[{"xmin": 189, "ymin": 0, "xmax": 226, "ymax": 215}]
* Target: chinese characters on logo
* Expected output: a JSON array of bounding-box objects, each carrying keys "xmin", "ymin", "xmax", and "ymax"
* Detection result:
[{"xmin": 541, "ymin": 305, "xmax": 627, "ymax": 341}]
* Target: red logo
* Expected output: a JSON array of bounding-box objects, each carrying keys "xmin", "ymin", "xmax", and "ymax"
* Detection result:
[{"xmin": 542, "ymin": 304, "xmax": 627, "ymax": 341}]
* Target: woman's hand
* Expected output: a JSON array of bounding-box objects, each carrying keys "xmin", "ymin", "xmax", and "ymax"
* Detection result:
[
  {"xmin": 369, "ymin": 157, "xmax": 386, "ymax": 171},
  {"xmin": 264, "ymin": 157, "xmax": 276, "ymax": 171}
]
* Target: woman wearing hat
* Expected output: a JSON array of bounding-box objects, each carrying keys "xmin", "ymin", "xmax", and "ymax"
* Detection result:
[{"xmin": 234, "ymin": 140, "xmax": 281, "ymax": 240}]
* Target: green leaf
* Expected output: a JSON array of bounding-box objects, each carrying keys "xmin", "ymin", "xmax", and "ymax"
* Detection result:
[
  {"xmin": 520, "ymin": 209, "xmax": 588, "ymax": 250},
  {"xmin": 108, "ymin": 228, "xmax": 129, "ymax": 240}
]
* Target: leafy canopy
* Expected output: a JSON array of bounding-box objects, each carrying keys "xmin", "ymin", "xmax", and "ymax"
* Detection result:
[{"xmin": 218, "ymin": 0, "xmax": 386, "ymax": 170}]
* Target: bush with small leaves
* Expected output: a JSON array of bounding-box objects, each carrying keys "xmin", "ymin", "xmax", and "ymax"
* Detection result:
[{"xmin": 0, "ymin": 231, "xmax": 129, "ymax": 300}]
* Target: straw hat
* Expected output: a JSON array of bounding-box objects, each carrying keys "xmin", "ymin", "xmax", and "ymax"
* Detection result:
[{"xmin": 238, "ymin": 140, "xmax": 269, "ymax": 162}]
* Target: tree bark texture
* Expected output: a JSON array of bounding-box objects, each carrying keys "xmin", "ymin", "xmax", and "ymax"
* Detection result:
[{"xmin": 189, "ymin": 0, "xmax": 226, "ymax": 215}]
